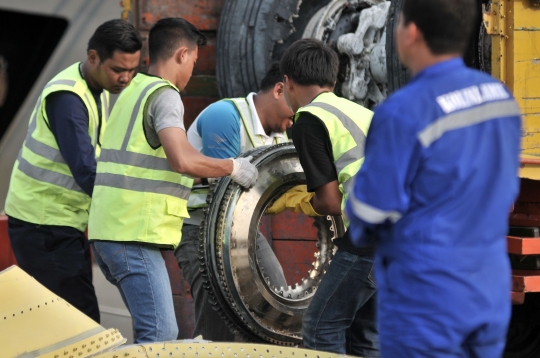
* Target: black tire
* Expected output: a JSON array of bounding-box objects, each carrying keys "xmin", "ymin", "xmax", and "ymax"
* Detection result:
[
  {"xmin": 216, "ymin": 0, "xmax": 330, "ymax": 98},
  {"xmin": 385, "ymin": 0, "xmax": 409, "ymax": 93},
  {"xmin": 386, "ymin": 0, "xmax": 487, "ymax": 93}
]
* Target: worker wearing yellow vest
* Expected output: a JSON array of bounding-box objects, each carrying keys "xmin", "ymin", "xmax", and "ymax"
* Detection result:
[
  {"xmin": 268, "ymin": 39, "xmax": 379, "ymax": 357},
  {"xmin": 175, "ymin": 62, "xmax": 293, "ymax": 342},
  {"xmin": 4, "ymin": 20, "xmax": 142, "ymax": 323},
  {"xmin": 87, "ymin": 18, "xmax": 258, "ymax": 343}
]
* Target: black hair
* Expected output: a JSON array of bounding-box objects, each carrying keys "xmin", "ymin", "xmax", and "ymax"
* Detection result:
[
  {"xmin": 87, "ymin": 19, "xmax": 142, "ymax": 61},
  {"xmin": 149, "ymin": 18, "xmax": 207, "ymax": 63},
  {"xmin": 259, "ymin": 63, "xmax": 284, "ymax": 92},
  {"xmin": 402, "ymin": 0, "xmax": 477, "ymax": 55},
  {"xmin": 280, "ymin": 38, "xmax": 339, "ymax": 88}
]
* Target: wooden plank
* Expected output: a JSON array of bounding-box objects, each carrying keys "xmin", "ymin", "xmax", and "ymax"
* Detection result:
[
  {"xmin": 161, "ymin": 250, "xmax": 191, "ymax": 297},
  {"xmin": 273, "ymin": 240, "xmax": 318, "ymax": 286},
  {"xmin": 0, "ymin": 215, "xmax": 17, "ymax": 271},
  {"xmin": 512, "ymin": 270, "xmax": 540, "ymax": 292},
  {"xmin": 181, "ymin": 75, "xmax": 219, "ymax": 97},
  {"xmin": 137, "ymin": 0, "xmax": 225, "ymax": 31},
  {"xmin": 511, "ymin": 291, "xmax": 525, "ymax": 305},
  {"xmin": 270, "ymin": 212, "xmax": 318, "ymax": 241},
  {"xmin": 172, "ymin": 294, "xmax": 195, "ymax": 339},
  {"xmin": 182, "ymin": 96, "xmax": 220, "ymax": 130},
  {"xmin": 507, "ymin": 236, "xmax": 540, "ymax": 255}
]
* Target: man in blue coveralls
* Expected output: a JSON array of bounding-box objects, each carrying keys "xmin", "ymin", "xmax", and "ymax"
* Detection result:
[{"xmin": 345, "ymin": 0, "xmax": 522, "ymax": 356}]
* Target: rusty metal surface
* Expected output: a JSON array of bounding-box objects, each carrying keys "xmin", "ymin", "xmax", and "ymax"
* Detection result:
[
  {"xmin": 512, "ymin": 291, "xmax": 525, "ymax": 305},
  {"xmin": 136, "ymin": 0, "xmax": 225, "ymax": 31},
  {"xmin": 0, "ymin": 215, "xmax": 16, "ymax": 271},
  {"xmin": 162, "ymin": 250, "xmax": 196, "ymax": 339},
  {"xmin": 124, "ymin": 2, "xmax": 221, "ymax": 127}
]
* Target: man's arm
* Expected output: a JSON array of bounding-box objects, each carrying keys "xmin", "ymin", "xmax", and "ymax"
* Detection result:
[
  {"xmin": 46, "ymin": 91, "xmax": 96, "ymax": 196},
  {"xmin": 291, "ymin": 113, "xmax": 341, "ymax": 216},
  {"xmin": 159, "ymin": 127, "xmax": 234, "ymax": 178},
  {"xmin": 312, "ymin": 180, "xmax": 342, "ymax": 216},
  {"xmin": 150, "ymin": 90, "xmax": 256, "ymax": 185}
]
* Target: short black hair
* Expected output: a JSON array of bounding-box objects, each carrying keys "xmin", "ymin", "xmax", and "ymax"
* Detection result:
[
  {"xmin": 87, "ymin": 19, "xmax": 142, "ymax": 61},
  {"xmin": 402, "ymin": 0, "xmax": 477, "ymax": 55},
  {"xmin": 259, "ymin": 63, "xmax": 283, "ymax": 92},
  {"xmin": 280, "ymin": 39, "xmax": 339, "ymax": 88},
  {"xmin": 149, "ymin": 18, "xmax": 207, "ymax": 63}
]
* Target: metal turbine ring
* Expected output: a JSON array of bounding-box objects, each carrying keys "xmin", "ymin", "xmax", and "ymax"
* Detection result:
[{"xmin": 199, "ymin": 143, "xmax": 345, "ymax": 345}]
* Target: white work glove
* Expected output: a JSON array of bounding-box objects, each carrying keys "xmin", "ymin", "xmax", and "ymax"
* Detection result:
[{"xmin": 229, "ymin": 156, "xmax": 258, "ymax": 188}]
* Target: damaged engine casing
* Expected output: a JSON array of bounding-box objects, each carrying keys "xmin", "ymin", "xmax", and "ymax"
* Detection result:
[{"xmin": 198, "ymin": 144, "xmax": 345, "ymax": 345}]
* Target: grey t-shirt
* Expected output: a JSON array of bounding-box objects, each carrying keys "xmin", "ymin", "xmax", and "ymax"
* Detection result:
[{"xmin": 143, "ymin": 87, "xmax": 185, "ymax": 148}]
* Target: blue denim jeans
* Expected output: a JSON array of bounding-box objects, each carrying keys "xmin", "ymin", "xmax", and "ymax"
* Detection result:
[
  {"xmin": 302, "ymin": 249, "xmax": 380, "ymax": 357},
  {"xmin": 91, "ymin": 241, "xmax": 178, "ymax": 343}
]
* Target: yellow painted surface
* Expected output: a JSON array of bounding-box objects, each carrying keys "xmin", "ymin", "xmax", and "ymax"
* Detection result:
[
  {"xmin": 491, "ymin": 1, "xmax": 540, "ymax": 176},
  {"xmin": 513, "ymin": 1, "xmax": 540, "ymax": 160},
  {"xmin": 0, "ymin": 266, "xmax": 352, "ymax": 358},
  {"xmin": 0, "ymin": 266, "xmax": 125, "ymax": 358},
  {"xmin": 92, "ymin": 342, "xmax": 356, "ymax": 358}
]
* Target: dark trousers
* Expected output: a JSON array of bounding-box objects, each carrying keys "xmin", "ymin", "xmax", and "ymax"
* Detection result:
[
  {"xmin": 7, "ymin": 216, "xmax": 100, "ymax": 323},
  {"xmin": 175, "ymin": 224, "xmax": 236, "ymax": 341},
  {"xmin": 302, "ymin": 249, "xmax": 380, "ymax": 357}
]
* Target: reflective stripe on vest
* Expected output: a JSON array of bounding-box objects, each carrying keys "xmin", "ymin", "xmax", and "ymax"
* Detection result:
[
  {"xmin": 4, "ymin": 63, "xmax": 108, "ymax": 231},
  {"xmin": 94, "ymin": 80, "xmax": 190, "ymax": 201},
  {"xmin": 297, "ymin": 92, "xmax": 373, "ymax": 221},
  {"xmin": 88, "ymin": 74, "xmax": 193, "ymax": 249}
]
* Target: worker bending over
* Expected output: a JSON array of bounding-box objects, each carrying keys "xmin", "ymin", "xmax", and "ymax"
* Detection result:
[
  {"xmin": 269, "ymin": 38, "xmax": 379, "ymax": 357},
  {"xmin": 5, "ymin": 19, "xmax": 142, "ymax": 323},
  {"xmin": 87, "ymin": 18, "xmax": 258, "ymax": 343},
  {"xmin": 175, "ymin": 62, "xmax": 293, "ymax": 341},
  {"xmin": 345, "ymin": 0, "xmax": 521, "ymax": 356}
]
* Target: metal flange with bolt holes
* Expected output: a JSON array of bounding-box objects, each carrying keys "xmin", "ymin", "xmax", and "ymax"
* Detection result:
[{"xmin": 197, "ymin": 144, "xmax": 345, "ymax": 345}]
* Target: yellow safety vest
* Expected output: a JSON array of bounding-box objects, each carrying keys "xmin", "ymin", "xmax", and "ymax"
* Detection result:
[
  {"xmin": 296, "ymin": 92, "xmax": 373, "ymax": 218},
  {"xmin": 88, "ymin": 73, "xmax": 194, "ymax": 249},
  {"xmin": 5, "ymin": 63, "xmax": 109, "ymax": 232},
  {"xmin": 186, "ymin": 97, "xmax": 289, "ymax": 211}
]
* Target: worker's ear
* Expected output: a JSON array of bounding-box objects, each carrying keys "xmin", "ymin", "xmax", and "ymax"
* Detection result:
[
  {"xmin": 175, "ymin": 46, "xmax": 189, "ymax": 64},
  {"xmin": 273, "ymin": 82, "xmax": 284, "ymax": 100},
  {"xmin": 87, "ymin": 49, "xmax": 100, "ymax": 67},
  {"xmin": 399, "ymin": 18, "xmax": 421, "ymax": 50},
  {"xmin": 283, "ymin": 75, "xmax": 294, "ymax": 92}
]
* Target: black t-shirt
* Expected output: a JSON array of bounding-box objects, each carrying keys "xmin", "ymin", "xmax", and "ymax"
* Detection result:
[{"xmin": 292, "ymin": 111, "xmax": 373, "ymax": 255}]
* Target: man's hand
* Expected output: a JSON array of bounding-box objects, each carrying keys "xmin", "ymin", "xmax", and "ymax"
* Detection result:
[
  {"xmin": 229, "ymin": 156, "xmax": 258, "ymax": 188},
  {"xmin": 266, "ymin": 185, "xmax": 322, "ymax": 216}
]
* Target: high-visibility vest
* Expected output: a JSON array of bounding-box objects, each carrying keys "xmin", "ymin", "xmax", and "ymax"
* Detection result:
[
  {"xmin": 296, "ymin": 92, "xmax": 373, "ymax": 219},
  {"xmin": 88, "ymin": 73, "xmax": 193, "ymax": 249},
  {"xmin": 186, "ymin": 97, "xmax": 289, "ymax": 212},
  {"xmin": 4, "ymin": 63, "xmax": 109, "ymax": 232}
]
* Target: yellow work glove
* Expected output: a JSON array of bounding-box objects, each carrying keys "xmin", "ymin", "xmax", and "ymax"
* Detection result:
[{"xmin": 266, "ymin": 185, "xmax": 322, "ymax": 216}]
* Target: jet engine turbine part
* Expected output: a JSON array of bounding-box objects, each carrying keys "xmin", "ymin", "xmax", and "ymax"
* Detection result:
[{"xmin": 198, "ymin": 143, "xmax": 345, "ymax": 345}]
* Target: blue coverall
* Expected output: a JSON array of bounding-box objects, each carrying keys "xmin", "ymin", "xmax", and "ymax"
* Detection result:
[{"xmin": 345, "ymin": 58, "xmax": 521, "ymax": 357}]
